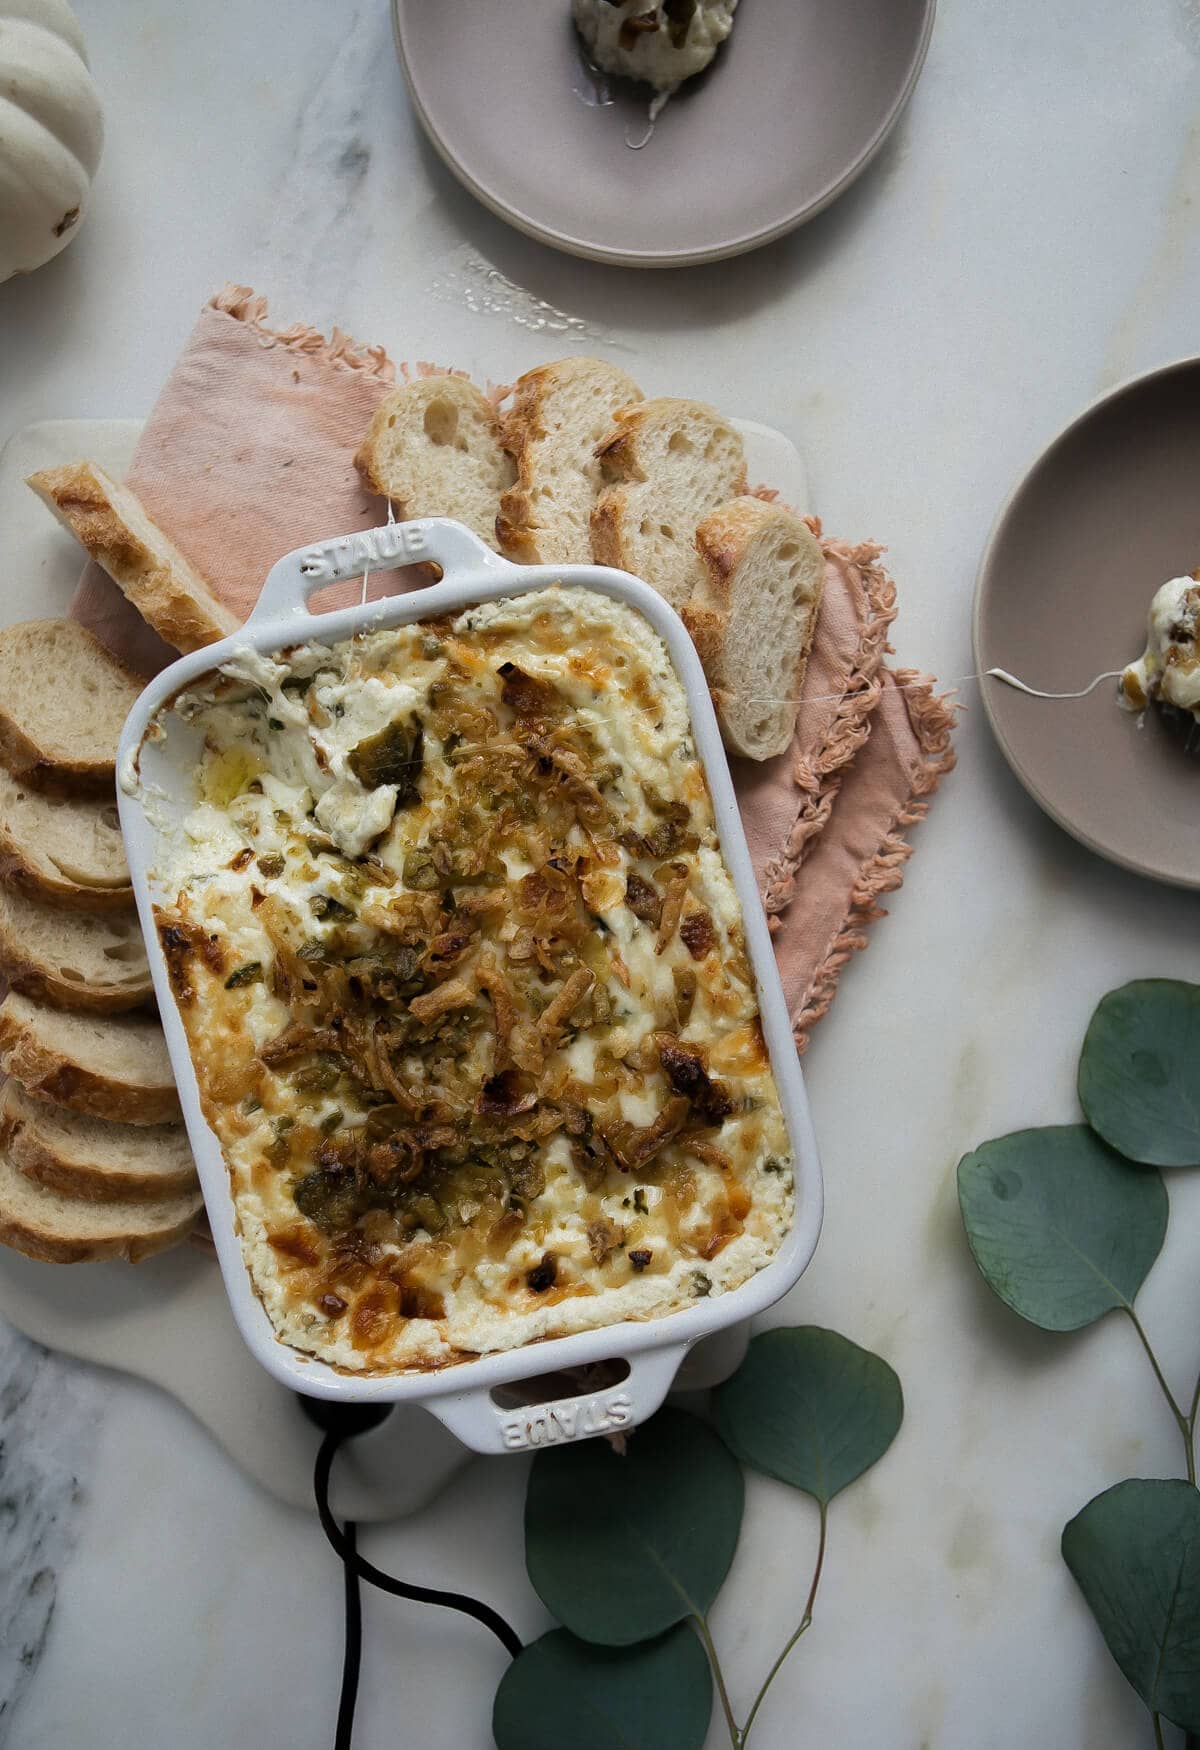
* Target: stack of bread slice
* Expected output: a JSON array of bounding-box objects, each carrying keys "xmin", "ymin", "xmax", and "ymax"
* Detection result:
[
  {"xmin": 355, "ymin": 358, "xmax": 827, "ymax": 762},
  {"xmin": 0, "ymin": 617, "xmax": 202, "ymax": 1263}
]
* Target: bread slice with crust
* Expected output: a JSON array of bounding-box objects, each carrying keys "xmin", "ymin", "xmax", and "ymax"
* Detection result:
[
  {"xmin": 0, "ymin": 993, "xmax": 180, "ymax": 1125},
  {"xmin": 0, "ymin": 767, "xmax": 131, "ymax": 910},
  {"xmin": 0, "ymin": 619, "xmax": 142, "ymax": 794},
  {"xmin": 686, "ymin": 496, "xmax": 826, "ymax": 761},
  {"xmin": 590, "ymin": 399, "xmax": 747, "ymax": 610},
  {"xmin": 0, "ymin": 1082, "xmax": 195, "ymax": 1203},
  {"xmin": 355, "ymin": 377, "xmax": 516, "ymax": 551},
  {"xmin": 26, "ymin": 463, "xmax": 239, "ymax": 654},
  {"xmin": 0, "ymin": 1147, "xmax": 200, "ymax": 1262},
  {"xmin": 496, "ymin": 357, "xmax": 644, "ymax": 563},
  {"xmin": 0, "ymin": 885, "xmax": 153, "ymax": 1013}
]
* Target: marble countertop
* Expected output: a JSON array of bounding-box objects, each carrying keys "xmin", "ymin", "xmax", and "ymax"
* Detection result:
[{"xmin": 2, "ymin": 1, "xmax": 1199, "ymax": 1745}]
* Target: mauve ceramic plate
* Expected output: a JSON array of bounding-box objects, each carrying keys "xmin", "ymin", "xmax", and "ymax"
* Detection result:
[
  {"xmin": 392, "ymin": 0, "xmax": 935, "ymax": 267},
  {"xmin": 974, "ymin": 357, "xmax": 1200, "ymax": 889}
]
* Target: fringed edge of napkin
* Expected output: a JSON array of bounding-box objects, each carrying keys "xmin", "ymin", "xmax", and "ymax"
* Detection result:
[
  {"xmin": 761, "ymin": 534, "xmax": 897, "ymax": 927},
  {"xmin": 210, "ymin": 284, "xmax": 396, "ymax": 381},
  {"xmin": 210, "ymin": 287, "xmax": 515, "ymax": 405},
  {"xmin": 790, "ymin": 674, "xmax": 958, "ymax": 1050}
]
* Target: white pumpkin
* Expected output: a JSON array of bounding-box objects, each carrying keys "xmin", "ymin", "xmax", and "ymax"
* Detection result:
[{"xmin": 0, "ymin": 0, "xmax": 103, "ymax": 283}]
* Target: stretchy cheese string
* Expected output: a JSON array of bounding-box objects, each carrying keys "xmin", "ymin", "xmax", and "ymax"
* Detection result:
[
  {"xmin": 302, "ymin": 659, "xmax": 1128, "ymax": 716},
  {"xmin": 983, "ymin": 667, "xmax": 1125, "ymax": 701},
  {"xmin": 313, "ymin": 500, "xmax": 1125, "ymax": 713},
  {"xmin": 340, "ymin": 501, "xmax": 392, "ymax": 679},
  {"xmin": 717, "ymin": 667, "xmax": 1126, "ymax": 710},
  {"xmin": 299, "ymin": 549, "xmax": 1129, "ymax": 716}
]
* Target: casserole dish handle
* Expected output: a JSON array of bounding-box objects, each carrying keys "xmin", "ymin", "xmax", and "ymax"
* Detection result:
[
  {"xmin": 245, "ymin": 516, "xmax": 511, "ymax": 628},
  {"xmin": 423, "ymin": 1340, "xmax": 693, "ymax": 1454}
]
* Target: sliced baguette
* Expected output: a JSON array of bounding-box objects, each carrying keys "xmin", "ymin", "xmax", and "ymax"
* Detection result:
[
  {"xmin": 496, "ymin": 357, "xmax": 644, "ymax": 563},
  {"xmin": 0, "ymin": 993, "xmax": 179, "ymax": 1125},
  {"xmin": 0, "ymin": 1083, "xmax": 195, "ymax": 1203},
  {"xmin": 686, "ymin": 497, "xmax": 827, "ymax": 761},
  {"xmin": 0, "ymin": 885, "xmax": 152, "ymax": 1013},
  {"xmin": 0, "ymin": 766, "xmax": 131, "ymax": 910},
  {"xmin": 355, "ymin": 377, "xmax": 516, "ymax": 551},
  {"xmin": 590, "ymin": 398, "xmax": 747, "ymax": 610},
  {"xmin": 0, "ymin": 1148, "xmax": 201, "ymax": 1262},
  {"xmin": 0, "ymin": 619, "xmax": 143, "ymax": 795},
  {"xmin": 26, "ymin": 463, "xmax": 239, "ymax": 655}
]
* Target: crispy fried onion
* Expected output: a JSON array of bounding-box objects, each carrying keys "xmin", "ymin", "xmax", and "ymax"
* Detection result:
[
  {"xmin": 656, "ymin": 1034, "xmax": 734, "ymax": 1125},
  {"xmin": 499, "ymin": 663, "xmax": 613, "ymax": 834},
  {"xmin": 679, "ymin": 908, "xmax": 715, "ymax": 960},
  {"xmin": 587, "ymin": 1217, "xmax": 624, "ymax": 1265},
  {"xmin": 408, "ymin": 977, "xmax": 475, "ymax": 1025},
  {"xmin": 624, "ymin": 869, "xmax": 662, "ymax": 927},
  {"xmin": 155, "ymin": 905, "xmax": 225, "ymax": 1005},
  {"xmin": 654, "ymin": 864, "xmax": 691, "ymax": 955},
  {"xmin": 537, "ymin": 966, "xmax": 595, "ymax": 1044},
  {"xmin": 259, "ymin": 1022, "xmax": 341, "ymax": 1065},
  {"xmin": 476, "ymin": 1068, "xmax": 538, "ymax": 1117},
  {"xmin": 476, "ymin": 953, "xmax": 515, "ymax": 1066},
  {"xmin": 601, "ymin": 1096, "xmax": 691, "ymax": 1173},
  {"xmin": 315, "ymin": 1120, "xmax": 461, "ymax": 1189}
]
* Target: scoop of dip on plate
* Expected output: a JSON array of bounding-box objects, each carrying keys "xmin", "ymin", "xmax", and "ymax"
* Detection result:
[
  {"xmin": 1120, "ymin": 571, "xmax": 1200, "ymax": 722},
  {"xmin": 573, "ymin": 0, "xmax": 739, "ymax": 109}
]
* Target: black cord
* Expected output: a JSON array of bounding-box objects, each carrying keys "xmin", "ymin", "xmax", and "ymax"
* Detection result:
[
  {"xmin": 314, "ymin": 1427, "xmax": 523, "ymax": 1749},
  {"xmin": 335, "ymin": 1520, "xmax": 362, "ymax": 1750}
]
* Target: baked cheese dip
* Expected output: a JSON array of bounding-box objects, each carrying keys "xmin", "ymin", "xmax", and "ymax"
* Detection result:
[
  {"xmin": 1120, "ymin": 572, "xmax": 1200, "ymax": 725},
  {"xmin": 150, "ymin": 587, "xmax": 794, "ymax": 1373}
]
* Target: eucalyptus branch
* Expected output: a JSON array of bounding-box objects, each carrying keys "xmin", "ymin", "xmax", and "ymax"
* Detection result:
[
  {"xmin": 1124, "ymin": 1308, "xmax": 1196, "ymax": 1486},
  {"xmin": 1188, "ymin": 1365, "xmax": 1200, "ymax": 1448},
  {"xmin": 691, "ymin": 1612, "xmax": 740, "ymax": 1750},
  {"xmin": 740, "ymin": 1501, "xmax": 828, "ymax": 1746},
  {"xmin": 692, "ymin": 1500, "xmax": 830, "ymax": 1749},
  {"xmin": 959, "ymin": 983, "xmax": 1200, "ymax": 1750},
  {"xmin": 509, "ymin": 1338, "xmax": 901, "ymax": 1750}
]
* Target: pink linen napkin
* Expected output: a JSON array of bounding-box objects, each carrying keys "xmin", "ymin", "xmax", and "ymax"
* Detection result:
[{"xmin": 72, "ymin": 287, "xmax": 955, "ymax": 1051}]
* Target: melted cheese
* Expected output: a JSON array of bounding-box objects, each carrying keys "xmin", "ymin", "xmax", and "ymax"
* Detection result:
[
  {"xmin": 1121, "ymin": 574, "xmax": 1200, "ymax": 717},
  {"xmin": 151, "ymin": 587, "xmax": 794, "ymax": 1374}
]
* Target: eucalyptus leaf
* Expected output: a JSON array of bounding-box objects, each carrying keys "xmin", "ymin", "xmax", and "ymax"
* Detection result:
[
  {"xmin": 1079, "ymin": 979, "xmax": 1200, "ymax": 1168},
  {"xmin": 1063, "ymin": 1478, "xmax": 1200, "ymax": 1733},
  {"xmin": 712, "ymin": 1327, "xmax": 902, "ymax": 1504},
  {"xmin": 524, "ymin": 1406, "xmax": 743, "ymax": 1647},
  {"xmin": 492, "ymin": 1625, "xmax": 712, "ymax": 1750},
  {"xmin": 957, "ymin": 1125, "xmax": 1167, "ymax": 1331}
]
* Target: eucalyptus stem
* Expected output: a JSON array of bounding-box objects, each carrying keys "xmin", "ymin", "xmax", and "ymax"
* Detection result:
[
  {"xmin": 1125, "ymin": 1309, "xmax": 1196, "ymax": 1485},
  {"xmin": 1188, "ymin": 1365, "xmax": 1200, "ymax": 1446},
  {"xmin": 692, "ymin": 1501, "xmax": 829, "ymax": 1750},
  {"xmin": 740, "ymin": 1501, "xmax": 828, "ymax": 1746},
  {"xmin": 1151, "ymin": 1710, "xmax": 1166, "ymax": 1750},
  {"xmin": 692, "ymin": 1611, "xmax": 740, "ymax": 1750}
]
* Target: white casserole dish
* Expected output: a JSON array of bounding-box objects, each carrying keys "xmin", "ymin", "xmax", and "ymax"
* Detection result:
[{"xmin": 117, "ymin": 518, "xmax": 823, "ymax": 1454}]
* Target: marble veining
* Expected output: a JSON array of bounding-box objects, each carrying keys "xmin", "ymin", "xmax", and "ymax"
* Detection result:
[
  {"xmin": 0, "ymin": 1326, "xmax": 102, "ymax": 1743},
  {"xmin": 246, "ymin": 0, "xmax": 388, "ymax": 330}
]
